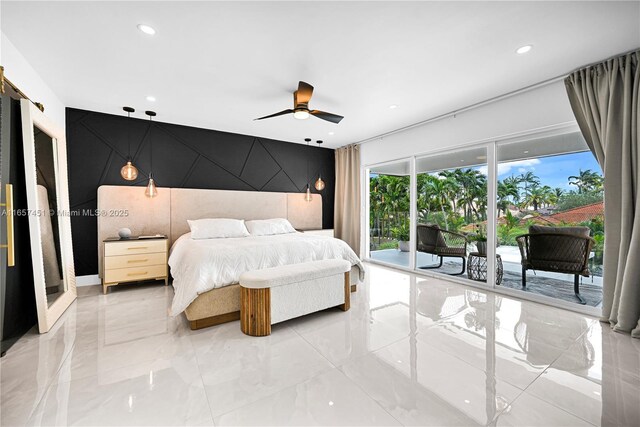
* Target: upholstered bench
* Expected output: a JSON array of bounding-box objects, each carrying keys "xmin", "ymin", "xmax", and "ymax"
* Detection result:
[{"xmin": 239, "ymin": 259, "xmax": 352, "ymax": 336}]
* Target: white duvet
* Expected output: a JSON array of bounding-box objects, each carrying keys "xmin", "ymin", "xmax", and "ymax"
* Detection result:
[{"xmin": 168, "ymin": 232, "xmax": 365, "ymax": 315}]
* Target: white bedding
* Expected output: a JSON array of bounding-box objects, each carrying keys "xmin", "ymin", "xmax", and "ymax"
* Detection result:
[{"xmin": 168, "ymin": 232, "xmax": 364, "ymax": 316}]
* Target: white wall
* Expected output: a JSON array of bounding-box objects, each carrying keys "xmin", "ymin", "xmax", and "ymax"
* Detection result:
[
  {"xmin": 360, "ymin": 81, "xmax": 576, "ymax": 166},
  {"xmin": 1, "ymin": 32, "xmax": 66, "ymax": 128}
]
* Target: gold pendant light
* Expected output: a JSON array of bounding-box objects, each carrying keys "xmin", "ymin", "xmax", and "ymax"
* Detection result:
[
  {"xmin": 314, "ymin": 139, "xmax": 325, "ymax": 191},
  {"xmin": 145, "ymin": 175, "xmax": 158, "ymax": 198},
  {"xmin": 120, "ymin": 107, "xmax": 139, "ymax": 181},
  {"xmin": 145, "ymin": 111, "xmax": 158, "ymax": 198}
]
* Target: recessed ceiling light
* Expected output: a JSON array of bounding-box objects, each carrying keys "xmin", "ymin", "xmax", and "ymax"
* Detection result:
[
  {"xmin": 523, "ymin": 150, "xmax": 530, "ymax": 154},
  {"xmin": 389, "ymin": 104, "xmax": 398, "ymax": 109},
  {"xmin": 328, "ymin": 131, "xmax": 335, "ymax": 136},
  {"xmin": 137, "ymin": 24, "xmax": 156, "ymax": 35},
  {"xmin": 146, "ymin": 95, "xmax": 156, "ymax": 102},
  {"xmin": 477, "ymin": 155, "xmax": 487, "ymax": 160},
  {"xmin": 516, "ymin": 45, "xmax": 532, "ymax": 54}
]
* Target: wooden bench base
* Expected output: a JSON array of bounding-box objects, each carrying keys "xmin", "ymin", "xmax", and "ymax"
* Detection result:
[{"xmin": 241, "ymin": 271, "xmax": 350, "ymax": 337}]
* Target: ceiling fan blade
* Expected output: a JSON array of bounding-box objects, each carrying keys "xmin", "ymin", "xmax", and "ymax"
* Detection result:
[
  {"xmin": 310, "ymin": 110, "xmax": 344, "ymax": 124},
  {"xmin": 296, "ymin": 81, "xmax": 314, "ymax": 105},
  {"xmin": 254, "ymin": 109, "xmax": 294, "ymax": 120}
]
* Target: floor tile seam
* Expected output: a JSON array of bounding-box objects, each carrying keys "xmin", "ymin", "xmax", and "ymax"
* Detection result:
[
  {"xmin": 334, "ymin": 352, "xmax": 412, "ymax": 426},
  {"xmin": 330, "ymin": 363, "xmax": 405, "ymax": 426},
  {"xmin": 409, "ymin": 331, "xmax": 544, "ymax": 395},
  {"xmin": 208, "ymin": 365, "xmax": 343, "ymax": 422},
  {"xmin": 289, "ymin": 324, "xmax": 340, "ymax": 370},
  {"xmin": 414, "ymin": 315, "xmax": 585, "ymax": 366},
  {"xmin": 489, "ymin": 385, "xmax": 527, "ymax": 424},
  {"xmin": 20, "ymin": 339, "xmax": 78, "ymax": 427},
  {"xmin": 517, "ymin": 366, "xmax": 602, "ymax": 427},
  {"xmin": 192, "ymin": 349, "xmax": 218, "ymax": 427},
  {"xmin": 47, "ymin": 341, "xmax": 198, "ymax": 389},
  {"xmin": 508, "ymin": 388, "xmax": 600, "ymax": 427}
]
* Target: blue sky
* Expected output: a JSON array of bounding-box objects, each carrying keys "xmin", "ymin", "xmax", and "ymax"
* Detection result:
[{"xmin": 498, "ymin": 151, "xmax": 602, "ymax": 190}]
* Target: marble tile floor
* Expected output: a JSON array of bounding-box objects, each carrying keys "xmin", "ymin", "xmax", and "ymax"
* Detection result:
[{"xmin": 1, "ymin": 262, "xmax": 639, "ymax": 426}]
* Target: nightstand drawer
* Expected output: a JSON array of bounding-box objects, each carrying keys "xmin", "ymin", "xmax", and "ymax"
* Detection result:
[
  {"xmin": 104, "ymin": 264, "xmax": 167, "ymax": 284},
  {"xmin": 104, "ymin": 252, "xmax": 166, "ymax": 270},
  {"xmin": 104, "ymin": 240, "xmax": 166, "ymax": 256}
]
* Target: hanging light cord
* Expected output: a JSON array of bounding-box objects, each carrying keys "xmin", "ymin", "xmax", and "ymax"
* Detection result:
[
  {"xmin": 127, "ymin": 110, "xmax": 131, "ymax": 160},
  {"xmin": 149, "ymin": 116, "xmax": 153, "ymax": 177}
]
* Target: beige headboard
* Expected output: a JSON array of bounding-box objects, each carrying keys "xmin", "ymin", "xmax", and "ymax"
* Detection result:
[{"xmin": 97, "ymin": 185, "xmax": 322, "ymax": 275}]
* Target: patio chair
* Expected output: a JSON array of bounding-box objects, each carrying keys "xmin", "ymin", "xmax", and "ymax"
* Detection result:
[
  {"xmin": 516, "ymin": 225, "xmax": 595, "ymax": 305},
  {"xmin": 416, "ymin": 224, "xmax": 468, "ymax": 275}
]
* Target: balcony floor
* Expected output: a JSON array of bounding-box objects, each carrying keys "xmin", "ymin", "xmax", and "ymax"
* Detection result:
[{"xmin": 370, "ymin": 248, "xmax": 603, "ymax": 308}]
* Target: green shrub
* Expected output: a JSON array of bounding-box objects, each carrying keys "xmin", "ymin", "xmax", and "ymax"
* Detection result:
[
  {"xmin": 378, "ymin": 241, "xmax": 399, "ymax": 250},
  {"xmin": 391, "ymin": 223, "xmax": 410, "ymax": 241}
]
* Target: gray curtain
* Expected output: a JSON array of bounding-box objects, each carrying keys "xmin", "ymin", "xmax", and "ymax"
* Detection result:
[
  {"xmin": 565, "ymin": 50, "xmax": 640, "ymax": 337},
  {"xmin": 334, "ymin": 144, "xmax": 361, "ymax": 255}
]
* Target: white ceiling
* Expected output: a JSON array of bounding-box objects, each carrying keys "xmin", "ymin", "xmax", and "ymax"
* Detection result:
[{"xmin": 2, "ymin": 1, "xmax": 639, "ymax": 148}]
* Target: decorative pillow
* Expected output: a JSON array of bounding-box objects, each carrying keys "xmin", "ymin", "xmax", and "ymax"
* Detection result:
[
  {"xmin": 187, "ymin": 218, "xmax": 249, "ymax": 239},
  {"xmin": 245, "ymin": 218, "xmax": 296, "ymax": 236}
]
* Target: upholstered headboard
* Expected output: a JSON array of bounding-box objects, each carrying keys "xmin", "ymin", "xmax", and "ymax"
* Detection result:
[{"xmin": 96, "ymin": 185, "xmax": 322, "ymax": 275}]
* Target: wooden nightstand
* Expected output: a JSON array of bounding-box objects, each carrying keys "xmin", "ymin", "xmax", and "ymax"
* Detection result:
[{"xmin": 102, "ymin": 236, "xmax": 169, "ymax": 294}]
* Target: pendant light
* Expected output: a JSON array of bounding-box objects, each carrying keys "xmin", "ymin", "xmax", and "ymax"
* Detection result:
[
  {"xmin": 120, "ymin": 106, "xmax": 139, "ymax": 181},
  {"xmin": 314, "ymin": 140, "xmax": 326, "ymax": 191},
  {"xmin": 145, "ymin": 111, "xmax": 158, "ymax": 198},
  {"xmin": 304, "ymin": 138, "xmax": 312, "ymax": 202}
]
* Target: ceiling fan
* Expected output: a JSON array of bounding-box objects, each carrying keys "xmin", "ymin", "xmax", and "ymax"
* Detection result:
[{"xmin": 255, "ymin": 81, "xmax": 344, "ymax": 124}]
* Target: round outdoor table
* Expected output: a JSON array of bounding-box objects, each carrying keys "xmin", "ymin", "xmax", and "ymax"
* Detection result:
[{"xmin": 467, "ymin": 252, "xmax": 503, "ymax": 285}]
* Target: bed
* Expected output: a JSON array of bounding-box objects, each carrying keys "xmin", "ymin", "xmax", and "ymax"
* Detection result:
[
  {"xmin": 97, "ymin": 185, "xmax": 364, "ymax": 330},
  {"xmin": 170, "ymin": 231, "xmax": 364, "ymax": 328}
]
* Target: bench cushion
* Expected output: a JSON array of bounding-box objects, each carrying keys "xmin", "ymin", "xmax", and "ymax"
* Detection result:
[{"xmin": 239, "ymin": 259, "xmax": 351, "ymax": 289}]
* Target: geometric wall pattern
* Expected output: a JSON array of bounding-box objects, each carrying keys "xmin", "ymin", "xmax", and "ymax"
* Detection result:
[{"xmin": 66, "ymin": 108, "xmax": 335, "ymax": 276}]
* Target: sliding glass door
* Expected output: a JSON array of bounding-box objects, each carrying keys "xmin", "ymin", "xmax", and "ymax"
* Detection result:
[
  {"xmin": 368, "ymin": 159, "xmax": 411, "ymax": 268},
  {"xmin": 415, "ymin": 147, "xmax": 488, "ymax": 279},
  {"xmin": 364, "ymin": 127, "xmax": 604, "ymax": 314},
  {"xmin": 495, "ymin": 132, "xmax": 604, "ymax": 308}
]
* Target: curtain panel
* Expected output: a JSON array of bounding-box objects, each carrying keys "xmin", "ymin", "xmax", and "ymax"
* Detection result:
[
  {"xmin": 334, "ymin": 144, "xmax": 361, "ymax": 255},
  {"xmin": 565, "ymin": 50, "xmax": 640, "ymax": 337}
]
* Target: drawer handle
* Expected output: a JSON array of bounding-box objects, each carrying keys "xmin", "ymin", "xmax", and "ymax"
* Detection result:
[
  {"xmin": 127, "ymin": 271, "xmax": 148, "ymax": 276},
  {"xmin": 127, "ymin": 247, "xmax": 148, "ymax": 250},
  {"xmin": 127, "ymin": 259, "xmax": 149, "ymax": 263}
]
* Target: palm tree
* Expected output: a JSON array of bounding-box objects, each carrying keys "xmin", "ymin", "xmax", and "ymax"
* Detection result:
[
  {"xmin": 554, "ymin": 187, "xmax": 564, "ymax": 201},
  {"xmin": 498, "ymin": 179, "xmax": 519, "ymax": 216},
  {"xmin": 522, "ymin": 185, "xmax": 547, "ymax": 211},
  {"xmin": 569, "ymin": 169, "xmax": 603, "ymax": 194},
  {"xmin": 504, "ymin": 176, "xmax": 521, "ymax": 205},
  {"xmin": 518, "ymin": 171, "xmax": 540, "ymax": 198}
]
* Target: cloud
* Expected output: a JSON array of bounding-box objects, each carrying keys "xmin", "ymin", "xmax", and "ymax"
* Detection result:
[
  {"xmin": 476, "ymin": 159, "xmax": 540, "ymax": 177},
  {"xmin": 498, "ymin": 159, "xmax": 540, "ymax": 177}
]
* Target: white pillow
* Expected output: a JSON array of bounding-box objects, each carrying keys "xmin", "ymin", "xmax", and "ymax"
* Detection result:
[
  {"xmin": 245, "ymin": 218, "xmax": 296, "ymax": 236},
  {"xmin": 187, "ymin": 218, "xmax": 249, "ymax": 239}
]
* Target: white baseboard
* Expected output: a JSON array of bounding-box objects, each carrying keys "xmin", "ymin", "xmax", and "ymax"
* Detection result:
[{"xmin": 76, "ymin": 274, "xmax": 101, "ymax": 287}]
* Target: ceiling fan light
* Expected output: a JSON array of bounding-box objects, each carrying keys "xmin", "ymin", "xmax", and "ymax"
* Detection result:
[
  {"xmin": 294, "ymin": 110, "xmax": 310, "ymax": 120},
  {"xmin": 120, "ymin": 160, "xmax": 139, "ymax": 181}
]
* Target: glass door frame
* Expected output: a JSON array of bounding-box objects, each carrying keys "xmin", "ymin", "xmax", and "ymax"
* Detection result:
[
  {"xmin": 363, "ymin": 157, "xmax": 416, "ymax": 270},
  {"xmin": 361, "ymin": 123, "xmax": 602, "ymax": 318}
]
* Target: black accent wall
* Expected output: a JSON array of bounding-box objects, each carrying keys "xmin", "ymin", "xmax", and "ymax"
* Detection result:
[{"xmin": 66, "ymin": 108, "xmax": 335, "ymax": 276}]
